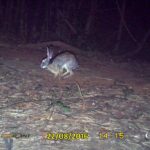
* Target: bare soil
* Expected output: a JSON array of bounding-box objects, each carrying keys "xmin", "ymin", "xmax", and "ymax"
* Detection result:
[{"xmin": 0, "ymin": 42, "xmax": 150, "ymax": 150}]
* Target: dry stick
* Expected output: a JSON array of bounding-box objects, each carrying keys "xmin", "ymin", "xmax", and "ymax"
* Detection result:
[
  {"xmin": 116, "ymin": 0, "xmax": 150, "ymax": 57},
  {"xmin": 46, "ymin": 70, "xmax": 63, "ymax": 120},
  {"xmin": 47, "ymin": 104, "xmax": 55, "ymax": 120},
  {"xmin": 0, "ymin": 77, "xmax": 84, "ymax": 112},
  {"xmin": 47, "ymin": 79, "xmax": 85, "ymax": 119},
  {"xmin": 74, "ymin": 81, "xmax": 85, "ymax": 109},
  {"xmin": 0, "ymin": 93, "xmax": 89, "ymax": 110},
  {"xmin": 85, "ymin": 0, "xmax": 97, "ymax": 35},
  {"xmin": 124, "ymin": 28, "xmax": 150, "ymax": 58},
  {"xmin": 58, "ymin": 10, "xmax": 77, "ymax": 35},
  {"xmin": 114, "ymin": 0, "xmax": 126, "ymax": 52},
  {"xmin": 115, "ymin": 0, "xmax": 137, "ymax": 43}
]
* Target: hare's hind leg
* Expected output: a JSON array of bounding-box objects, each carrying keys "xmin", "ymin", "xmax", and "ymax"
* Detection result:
[
  {"xmin": 63, "ymin": 70, "xmax": 74, "ymax": 78},
  {"xmin": 61, "ymin": 65, "xmax": 73, "ymax": 78}
]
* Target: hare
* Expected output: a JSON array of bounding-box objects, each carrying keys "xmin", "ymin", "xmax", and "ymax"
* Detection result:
[{"xmin": 41, "ymin": 47, "xmax": 78, "ymax": 78}]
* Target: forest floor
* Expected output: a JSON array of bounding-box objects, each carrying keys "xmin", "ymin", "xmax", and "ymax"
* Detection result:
[{"xmin": 0, "ymin": 41, "xmax": 150, "ymax": 150}]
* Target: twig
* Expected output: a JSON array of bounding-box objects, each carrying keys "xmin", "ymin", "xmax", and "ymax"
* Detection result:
[
  {"xmin": 123, "ymin": 28, "xmax": 150, "ymax": 57},
  {"xmin": 114, "ymin": 0, "xmax": 126, "ymax": 52},
  {"xmin": 74, "ymin": 81, "xmax": 85, "ymax": 109},
  {"xmin": 115, "ymin": 0, "xmax": 137, "ymax": 43},
  {"xmin": 58, "ymin": 10, "xmax": 77, "ymax": 35}
]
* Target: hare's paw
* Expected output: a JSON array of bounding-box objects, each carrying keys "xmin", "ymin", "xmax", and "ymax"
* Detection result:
[{"xmin": 63, "ymin": 70, "xmax": 74, "ymax": 79}]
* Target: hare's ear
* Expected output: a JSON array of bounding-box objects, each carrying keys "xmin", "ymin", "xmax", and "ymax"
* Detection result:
[{"xmin": 47, "ymin": 47, "xmax": 53, "ymax": 59}]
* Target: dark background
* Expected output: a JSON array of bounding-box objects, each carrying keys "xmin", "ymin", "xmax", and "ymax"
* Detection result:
[{"xmin": 0, "ymin": 0, "xmax": 150, "ymax": 61}]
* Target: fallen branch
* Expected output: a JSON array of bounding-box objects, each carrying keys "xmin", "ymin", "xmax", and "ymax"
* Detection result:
[
  {"xmin": 58, "ymin": 10, "xmax": 77, "ymax": 35},
  {"xmin": 115, "ymin": 0, "xmax": 137, "ymax": 43},
  {"xmin": 123, "ymin": 28, "xmax": 150, "ymax": 58}
]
